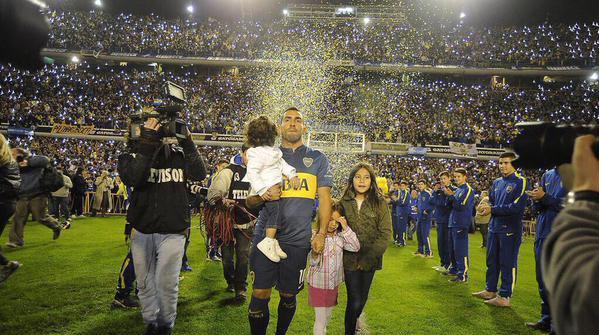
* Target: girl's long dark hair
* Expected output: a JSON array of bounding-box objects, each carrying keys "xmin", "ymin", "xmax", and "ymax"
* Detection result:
[{"xmin": 342, "ymin": 162, "xmax": 384, "ymax": 209}]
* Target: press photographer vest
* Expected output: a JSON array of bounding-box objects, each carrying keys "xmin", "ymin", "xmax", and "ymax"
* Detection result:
[{"xmin": 226, "ymin": 164, "xmax": 256, "ymax": 224}]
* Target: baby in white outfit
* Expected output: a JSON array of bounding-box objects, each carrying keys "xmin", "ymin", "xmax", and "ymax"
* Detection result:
[{"xmin": 244, "ymin": 116, "xmax": 300, "ymax": 262}]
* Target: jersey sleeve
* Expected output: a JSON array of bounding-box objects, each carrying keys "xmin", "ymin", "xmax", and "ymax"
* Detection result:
[{"xmin": 316, "ymin": 152, "xmax": 333, "ymax": 188}]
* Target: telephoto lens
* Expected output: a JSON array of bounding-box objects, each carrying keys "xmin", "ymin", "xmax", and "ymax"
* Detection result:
[{"xmin": 512, "ymin": 122, "xmax": 599, "ymax": 169}]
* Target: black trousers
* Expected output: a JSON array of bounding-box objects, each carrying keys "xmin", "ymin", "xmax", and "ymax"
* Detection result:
[
  {"xmin": 221, "ymin": 228, "xmax": 252, "ymax": 292},
  {"xmin": 477, "ymin": 223, "xmax": 489, "ymax": 247},
  {"xmin": 72, "ymin": 193, "xmax": 84, "ymax": 216},
  {"xmin": 344, "ymin": 270, "xmax": 376, "ymax": 335},
  {"xmin": 0, "ymin": 202, "xmax": 16, "ymax": 265}
]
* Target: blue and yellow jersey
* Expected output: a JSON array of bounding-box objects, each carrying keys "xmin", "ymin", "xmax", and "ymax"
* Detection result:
[
  {"xmin": 253, "ymin": 145, "xmax": 332, "ymax": 247},
  {"xmin": 534, "ymin": 168, "xmax": 567, "ymax": 239},
  {"xmin": 448, "ymin": 183, "xmax": 475, "ymax": 229},
  {"xmin": 489, "ymin": 172, "xmax": 530, "ymax": 233}
]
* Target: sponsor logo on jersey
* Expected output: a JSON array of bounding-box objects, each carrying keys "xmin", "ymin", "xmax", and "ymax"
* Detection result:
[{"xmin": 281, "ymin": 172, "xmax": 317, "ymax": 199}]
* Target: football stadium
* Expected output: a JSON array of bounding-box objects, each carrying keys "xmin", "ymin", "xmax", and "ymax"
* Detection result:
[{"xmin": 0, "ymin": 0, "xmax": 598, "ymax": 334}]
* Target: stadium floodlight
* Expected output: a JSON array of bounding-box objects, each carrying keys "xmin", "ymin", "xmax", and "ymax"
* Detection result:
[
  {"xmin": 363, "ymin": 17, "xmax": 371, "ymax": 24},
  {"xmin": 460, "ymin": 12, "xmax": 466, "ymax": 19},
  {"xmin": 94, "ymin": 0, "xmax": 102, "ymax": 7},
  {"xmin": 590, "ymin": 72, "xmax": 598, "ymax": 81},
  {"xmin": 71, "ymin": 55, "xmax": 80, "ymax": 63},
  {"xmin": 186, "ymin": 5, "xmax": 194, "ymax": 14},
  {"xmin": 283, "ymin": 9, "xmax": 289, "ymax": 16}
]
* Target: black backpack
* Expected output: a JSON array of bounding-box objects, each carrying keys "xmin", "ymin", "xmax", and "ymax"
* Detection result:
[{"xmin": 40, "ymin": 165, "xmax": 65, "ymax": 193}]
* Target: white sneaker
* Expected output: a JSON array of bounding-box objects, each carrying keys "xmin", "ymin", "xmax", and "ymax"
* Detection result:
[
  {"xmin": 257, "ymin": 237, "xmax": 280, "ymax": 262},
  {"xmin": 274, "ymin": 239, "xmax": 287, "ymax": 259}
]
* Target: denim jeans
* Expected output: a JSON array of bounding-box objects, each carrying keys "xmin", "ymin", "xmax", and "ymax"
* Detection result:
[
  {"xmin": 51, "ymin": 196, "xmax": 71, "ymax": 221},
  {"xmin": 131, "ymin": 229, "xmax": 186, "ymax": 329}
]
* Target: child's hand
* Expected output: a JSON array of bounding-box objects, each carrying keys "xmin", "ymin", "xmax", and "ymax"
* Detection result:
[
  {"xmin": 336, "ymin": 216, "xmax": 349, "ymax": 230},
  {"xmin": 291, "ymin": 176, "xmax": 301, "ymax": 190}
]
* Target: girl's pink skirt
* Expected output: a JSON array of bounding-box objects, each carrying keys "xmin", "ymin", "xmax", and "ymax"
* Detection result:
[{"xmin": 308, "ymin": 285, "xmax": 338, "ymax": 307}]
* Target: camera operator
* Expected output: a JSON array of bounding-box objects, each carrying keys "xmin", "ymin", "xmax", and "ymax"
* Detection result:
[
  {"xmin": 118, "ymin": 117, "xmax": 206, "ymax": 335},
  {"xmin": 7, "ymin": 147, "xmax": 62, "ymax": 248},
  {"xmin": 542, "ymin": 135, "xmax": 599, "ymax": 335}
]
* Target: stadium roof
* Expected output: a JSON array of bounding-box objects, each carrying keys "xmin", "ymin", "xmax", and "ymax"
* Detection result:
[{"xmin": 47, "ymin": 0, "xmax": 598, "ymax": 25}]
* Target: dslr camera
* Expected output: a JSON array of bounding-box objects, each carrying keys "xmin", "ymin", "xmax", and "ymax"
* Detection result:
[
  {"xmin": 128, "ymin": 81, "xmax": 189, "ymax": 140},
  {"xmin": 512, "ymin": 121, "xmax": 599, "ymax": 169}
]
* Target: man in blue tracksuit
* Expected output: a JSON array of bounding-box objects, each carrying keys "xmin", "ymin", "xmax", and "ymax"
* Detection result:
[
  {"xmin": 391, "ymin": 181, "xmax": 411, "ymax": 246},
  {"xmin": 408, "ymin": 190, "xmax": 419, "ymax": 241},
  {"xmin": 446, "ymin": 168, "xmax": 475, "ymax": 283},
  {"xmin": 473, "ymin": 152, "xmax": 529, "ymax": 307},
  {"xmin": 414, "ymin": 180, "xmax": 433, "ymax": 257},
  {"xmin": 525, "ymin": 168, "xmax": 567, "ymax": 332},
  {"xmin": 430, "ymin": 172, "xmax": 453, "ymax": 271}
]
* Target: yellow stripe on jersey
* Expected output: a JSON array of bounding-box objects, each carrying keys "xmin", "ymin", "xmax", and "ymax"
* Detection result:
[
  {"xmin": 514, "ymin": 173, "xmax": 527, "ymax": 204},
  {"xmin": 462, "ymin": 183, "xmax": 473, "ymax": 205},
  {"xmin": 281, "ymin": 172, "xmax": 317, "ymax": 200}
]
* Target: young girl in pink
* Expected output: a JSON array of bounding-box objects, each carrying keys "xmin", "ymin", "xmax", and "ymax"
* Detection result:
[{"xmin": 307, "ymin": 202, "xmax": 360, "ymax": 335}]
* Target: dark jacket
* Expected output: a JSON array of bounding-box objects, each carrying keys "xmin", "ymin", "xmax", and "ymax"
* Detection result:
[
  {"xmin": 118, "ymin": 138, "xmax": 207, "ymax": 234},
  {"xmin": 431, "ymin": 188, "xmax": 452, "ymax": 224},
  {"xmin": 542, "ymin": 198, "xmax": 599, "ymax": 335},
  {"xmin": 341, "ymin": 192, "xmax": 392, "ymax": 272},
  {"xmin": 72, "ymin": 173, "xmax": 87, "ymax": 195},
  {"xmin": 0, "ymin": 161, "xmax": 21, "ymax": 204},
  {"xmin": 17, "ymin": 155, "xmax": 50, "ymax": 199}
]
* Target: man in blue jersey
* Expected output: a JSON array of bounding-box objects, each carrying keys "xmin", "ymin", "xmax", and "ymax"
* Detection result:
[
  {"xmin": 246, "ymin": 107, "xmax": 333, "ymax": 335},
  {"xmin": 391, "ymin": 181, "xmax": 410, "ymax": 246},
  {"xmin": 525, "ymin": 168, "xmax": 567, "ymax": 332},
  {"xmin": 431, "ymin": 172, "xmax": 453, "ymax": 271},
  {"xmin": 473, "ymin": 152, "xmax": 529, "ymax": 307},
  {"xmin": 445, "ymin": 168, "xmax": 475, "ymax": 283},
  {"xmin": 413, "ymin": 180, "xmax": 433, "ymax": 257},
  {"xmin": 408, "ymin": 189, "xmax": 419, "ymax": 241}
]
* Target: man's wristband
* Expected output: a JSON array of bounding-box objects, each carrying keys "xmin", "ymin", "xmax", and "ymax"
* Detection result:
[{"xmin": 574, "ymin": 191, "xmax": 599, "ymax": 204}]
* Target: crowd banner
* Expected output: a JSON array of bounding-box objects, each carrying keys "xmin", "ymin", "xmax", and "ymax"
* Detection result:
[
  {"xmin": 370, "ymin": 142, "xmax": 410, "ymax": 153},
  {"xmin": 448, "ymin": 141, "xmax": 478, "ymax": 158},
  {"xmin": 11, "ymin": 123, "xmax": 506, "ymax": 160},
  {"xmin": 51, "ymin": 123, "xmax": 96, "ymax": 135},
  {"xmin": 407, "ymin": 146, "xmax": 428, "ymax": 156},
  {"xmin": 426, "ymin": 144, "xmax": 505, "ymax": 159}
]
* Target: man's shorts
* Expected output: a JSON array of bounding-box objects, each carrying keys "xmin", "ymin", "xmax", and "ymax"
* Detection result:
[{"xmin": 249, "ymin": 242, "xmax": 310, "ymax": 295}]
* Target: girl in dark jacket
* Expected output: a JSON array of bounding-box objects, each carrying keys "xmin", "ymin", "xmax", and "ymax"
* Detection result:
[
  {"xmin": 0, "ymin": 133, "xmax": 21, "ymax": 283},
  {"xmin": 340, "ymin": 162, "xmax": 392, "ymax": 335}
]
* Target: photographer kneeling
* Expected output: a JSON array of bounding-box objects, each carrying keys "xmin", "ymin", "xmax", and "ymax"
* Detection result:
[
  {"xmin": 542, "ymin": 135, "xmax": 599, "ymax": 335},
  {"xmin": 118, "ymin": 118, "xmax": 206, "ymax": 335}
]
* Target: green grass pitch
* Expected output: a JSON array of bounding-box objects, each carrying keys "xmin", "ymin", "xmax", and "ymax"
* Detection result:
[{"xmin": 0, "ymin": 216, "xmax": 542, "ymax": 335}]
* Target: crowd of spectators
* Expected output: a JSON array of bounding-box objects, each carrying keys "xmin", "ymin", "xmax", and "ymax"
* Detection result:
[
  {"xmin": 45, "ymin": 9, "xmax": 599, "ymax": 67},
  {"xmin": 2, "ymin": 64, "xmax": 597, "ymax": 147},
  {"xmin": 7, "ymin": 136, "xmax": 542, "ymax": 202}
]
